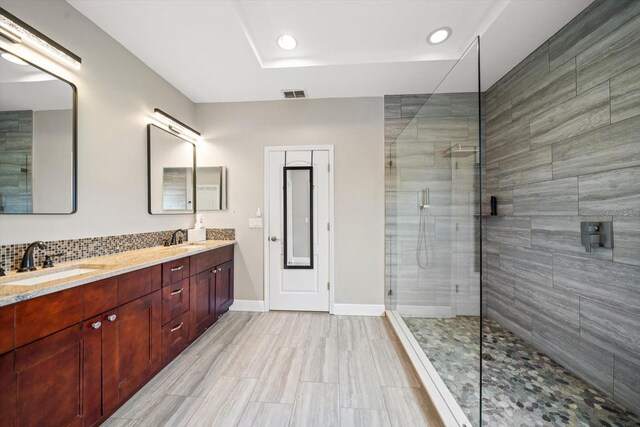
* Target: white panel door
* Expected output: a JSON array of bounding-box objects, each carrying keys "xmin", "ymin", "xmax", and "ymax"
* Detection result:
[{"xmin": 268, "ymin": 149, "xmax": 330, "ymax": 311}]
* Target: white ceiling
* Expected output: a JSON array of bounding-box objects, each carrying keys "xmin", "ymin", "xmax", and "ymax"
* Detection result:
[{"xmin": 66, "ymin": 0, "xmax": 592, "ymax": 103}]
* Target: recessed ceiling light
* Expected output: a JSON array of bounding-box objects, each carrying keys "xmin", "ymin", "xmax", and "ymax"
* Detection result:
[
  {"xmin": 1, "ymin": 52, "xmax": 28, "ymax": 65},
  {"xmin": 427, "ymin": 27, "xmax": 452, "ymax": 45},
  {"xmin": 277, "ymin": 34, "xmax": 297, "ymax": 51}
]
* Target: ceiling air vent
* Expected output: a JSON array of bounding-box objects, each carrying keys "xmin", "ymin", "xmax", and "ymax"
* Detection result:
[{"xmin": 282, "ymin": 89, "xmax": 306, "ymax": 99}]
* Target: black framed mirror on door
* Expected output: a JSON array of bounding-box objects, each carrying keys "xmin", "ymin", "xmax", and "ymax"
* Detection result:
[{"xmin": 283, "ymin": 166, "xmax": 313, "ymax": 269}]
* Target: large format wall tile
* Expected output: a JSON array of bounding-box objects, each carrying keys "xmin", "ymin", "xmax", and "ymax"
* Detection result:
[
  {"xmin": 578, "ymin": 166, "xmax": 640, "ymax": 216},
  {"xmin": 548, "ymin": 0, "xmax": 640, "ymax": 71},
  {"xmin": 512, "ymin": 59, "xmax": 576, "ymax": 121},
  {"xmin": 486, "ymin": 216, "xmax": 531, "ymax": 247},
  {"xmin": 576, "ymin": 12, "xmax": 640, "ymax": 94},
  {"xmin": 484, "ymin": 0, "xmax": 640, "ymax": 411},
  {"xmin": 515, "ymin": 276, "xmax": 580, "ymax": 331},
  {"xmin": 531, "ymin": 216, "xmax": 612, "ymax": 260},
  {"xmin": 580, "ymin": 298, "xmax": 640, "ymax": 365},
  {"xmin": 529, "ymin": 82, "xmax": 610, "ymax": 149},
  {"xmin": 498, "ymin": 146, "xmax": 552, "ymax": 188},
  {"xmin": 513, "ymin": 177, "xmax": 578, "ymax": 216},
  {"xmin": 554, "ymin": 255, "xmax": 640, "ymax": 316},
  {"xmin": 532, "ymin": 317, "xmax": 614, "ymax": 394},
  {"xmin": 485, "ymin": 117, "xmax": 530, "ymax": 163},
  {"xmin": 417, "ymin": 116, "xmax": 468, "ymax": 141},
  {"xmin": 610, "ymin": 64, "xmax": 640, "ymax": 123},
  {"xmin": 499, "ymin": 244, "xmax": 553, "ymax": 287},
  {"xmin": 552, "ymin": 116, "xmax": 640, "ymax": 179},
  {"xmin": 613, "ymin": 217, "xmax": 640, "ymax": 267},
  {"xmin": 614, "ymin": 357, "xmax": 640, "ymax": 415},
  {"xmin": 495, "ymin": 43, "xmax": 550, "ymax": 104}
]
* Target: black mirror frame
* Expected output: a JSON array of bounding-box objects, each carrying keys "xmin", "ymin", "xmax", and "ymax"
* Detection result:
[
  {"xmin": 147, "ymin": 123, "xmax": 197, "ymax": 215},
  {"xmin": 283, "ymin": 165, "xmax": 314, "ymax": 270},
  {"xmin": 0, "ymin": 48, "xmax": 78, "ymax": 215}
]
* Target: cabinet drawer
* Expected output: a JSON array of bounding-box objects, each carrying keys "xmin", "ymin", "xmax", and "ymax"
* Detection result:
[
  {"xmin": 162, "ymin": 257, "xmax": 190, "ymax": 287},
  {"xmin": 0, "ymin": 304, "xmax": 14, "ymax": 354},
  {"xmin": 162, "ymin": 311, "xmax": 190, "ymax": 365},
  {"xmin": 118, "ymin": 265, "xmax": 161, "ymax": 305},
  {"xmin": 193, "ymin": 250, "xmax": 218, "ymax": 275},
  {"xmin": 162, "ymin": 278, "xmax": 190, "ymax": 325},
  {"xmin": 84, "ymin": 277, "xmax": 118, "ymax": 319},
  {"xmin": 217, "ymin": 245, "xmax": 233, "ymax": 265},
  {"xmin": 15, "ymin": 286, "xmax": 83, "ymax": 348}
]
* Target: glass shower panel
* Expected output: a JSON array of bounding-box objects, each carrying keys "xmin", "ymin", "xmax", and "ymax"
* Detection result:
[{"xmin": 384, "ymin": 37, "xmax": 481, "ymax": 426}]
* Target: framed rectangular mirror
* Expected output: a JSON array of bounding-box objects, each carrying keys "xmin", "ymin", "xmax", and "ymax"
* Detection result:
[
  {"xmin": 196, "ymin": 166, "xmax": 227, "ymax": 211},
  {"xmin": 283, "ymin": 166, "xmax": 313, "ymax": 269},
  {"xmin": 147, "ymin": 124, "xmax": 196, "ymax": 214},
  {"xmin": 0, "ymin": 48, "xmax": 77, "ymax": 214}
]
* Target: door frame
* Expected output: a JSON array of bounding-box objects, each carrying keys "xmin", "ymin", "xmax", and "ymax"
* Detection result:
[{"xmin": 263, "ymin": 145, "xmax": 335, "ymax": 313}]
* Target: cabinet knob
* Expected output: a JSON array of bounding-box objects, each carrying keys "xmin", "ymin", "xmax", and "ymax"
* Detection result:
[
  {"xmin": 171, "ymin": 265, "xmax": 184, "ymax": 272},
  {"xmin": 107, "ymin": 314, "xmax": 117, "ymax": 322},
  {"xmin": 170, "ymin": 322, "xmax": 184, "ymax": 332},
  {"xmin": 218, "ymin": 267, "xmax": 222, "ymax": 272},
  {"xmin": 91, "ymin": 321, "xmax": 102, "ymax": 329},
  {"xmin": 170, "ymin": 288, "xmax": 184, "ymax": 296}
]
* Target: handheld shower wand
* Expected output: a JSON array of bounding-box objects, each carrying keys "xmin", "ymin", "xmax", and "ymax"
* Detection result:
[{"xmin": 417, "ymin": 188, "xmax": 433, "ymax": 269}]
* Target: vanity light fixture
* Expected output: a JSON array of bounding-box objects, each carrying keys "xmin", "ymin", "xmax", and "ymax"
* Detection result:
[
  {"xmin": 0, "ymin": 7, "xmax": 81, "ymax": 70},
  {"xmin": 277, "ymin": 34, "xmax": 297, "ymax": 51},
  {"xmin": 1, "ymin": 51, "xmax": 27, "ymax": 65},
  {"xmin": 427, "ymin": 27, "xmax": 452, "ymax": 45},
  {"xmin": 153, "ymin": 108, "xmax": 201, "ymax": 143}
]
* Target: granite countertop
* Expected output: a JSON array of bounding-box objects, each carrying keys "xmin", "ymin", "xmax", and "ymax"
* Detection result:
[{"xmin": 0, "ymin": 240, "xmax": 235, "ymax": 307}]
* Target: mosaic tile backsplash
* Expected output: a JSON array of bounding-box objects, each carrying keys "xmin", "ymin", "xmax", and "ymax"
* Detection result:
[{"xmin": 0, "ymin": 228, "xmax": 235, "ymax": 272}]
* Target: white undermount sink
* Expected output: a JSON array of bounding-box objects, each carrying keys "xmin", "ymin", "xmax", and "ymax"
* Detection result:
[{"xmin": 2, "ymin": 268, "xmax": 100, "ymax": 287}]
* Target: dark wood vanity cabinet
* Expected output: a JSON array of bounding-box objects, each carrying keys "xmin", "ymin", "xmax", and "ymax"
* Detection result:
[
  {"xmin": 215, "ymin": 260, "xmax": 234, "ymax": 320},
  {"xmin": 0, "ymin": 244, "xmax": 233, "ymax": 427}
]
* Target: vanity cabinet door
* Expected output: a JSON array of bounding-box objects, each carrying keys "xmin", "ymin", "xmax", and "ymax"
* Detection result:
[
  {"xmin": 215, "ymin": 260, "xmax": 234, "ymax": 320},
  {"xmin": 11, "ymin": 322, "xmax": 100, "ymax": 427},
  {"xmin": 0, "ymin": 351, "xmax": 15, "ymax": 427},
  {"xmin": 103, "ymin": 291, "xmax": 161, "ymax": 409},
  {"xmin": 190, "ymin": 269, "xmax": 216, "ymax": 340}
]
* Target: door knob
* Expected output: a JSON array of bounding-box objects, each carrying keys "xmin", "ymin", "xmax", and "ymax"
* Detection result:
[{"xmin": 270, "ymin": 236, "xmax": 279, "ymax": 242}]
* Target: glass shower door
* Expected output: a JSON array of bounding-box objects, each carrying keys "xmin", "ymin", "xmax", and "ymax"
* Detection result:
[{"xmin": 384, "ymin": 37, "xmax": 482, "ymax": 426}]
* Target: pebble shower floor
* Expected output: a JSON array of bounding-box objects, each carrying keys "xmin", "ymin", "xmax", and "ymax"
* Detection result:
[{"xmin": 403, "ymin": 316, "xmax": 640, "ymax": 426}]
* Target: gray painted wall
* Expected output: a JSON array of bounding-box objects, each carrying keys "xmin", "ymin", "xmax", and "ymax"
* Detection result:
[
  {"xmin": 483, "ymin": 0, "xmax": 640, "ymax": 413},
  {"xmin": 195, "ymin": 98, "xmax": 384, "ymax": 305}
]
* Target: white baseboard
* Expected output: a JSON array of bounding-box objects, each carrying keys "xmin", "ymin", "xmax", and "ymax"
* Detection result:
[
  {"xmin": 332, "ymin": 304, "xmax": 385, "ymax": 316},
  {"xmin": 230, "ymin": 299, "xmax": 266, "ymax": 312}
]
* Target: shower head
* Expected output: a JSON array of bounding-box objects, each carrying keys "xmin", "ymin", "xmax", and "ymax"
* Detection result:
[{"xmin": 442, "ymin": 144, "xmax": 478, "ymax": 158}]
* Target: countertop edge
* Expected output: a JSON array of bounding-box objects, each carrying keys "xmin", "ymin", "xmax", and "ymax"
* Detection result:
[{"xmin": 0, "ymin": 240, "xmax": 236, "ymax": 307}]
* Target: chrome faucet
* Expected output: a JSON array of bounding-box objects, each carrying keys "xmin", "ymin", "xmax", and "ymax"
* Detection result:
[{"xmin": 18, "ymin": 241, "xmax": 47, "ymax": 272}]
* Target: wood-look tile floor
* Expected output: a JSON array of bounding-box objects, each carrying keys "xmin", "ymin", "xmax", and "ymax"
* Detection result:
[{"xmin": 105, "ymin": 311, "xmax": 443, "ymax": 427}]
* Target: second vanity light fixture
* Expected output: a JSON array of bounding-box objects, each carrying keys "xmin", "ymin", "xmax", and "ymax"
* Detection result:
[
  {"xmin": 153, "ymin": 108, "xmax": 201, "ymax": 144},
  {"xmin": 0, "ymin": 7, "xmax": 82, "ymax": 70}
]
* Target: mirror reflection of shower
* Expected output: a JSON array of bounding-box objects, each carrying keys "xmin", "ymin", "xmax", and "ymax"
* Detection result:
[{"xmin": 417, "ymin": 187, "xmax": 433, "ymax": 269}]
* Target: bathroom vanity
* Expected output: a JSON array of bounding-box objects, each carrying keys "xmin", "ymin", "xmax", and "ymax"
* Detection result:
[{"xmin": 0, "ymin": 241, "xmax": 234, "ymax": 427}]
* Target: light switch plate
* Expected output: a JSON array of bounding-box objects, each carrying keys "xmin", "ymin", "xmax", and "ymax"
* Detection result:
[{"xmin": 249, "ymin": 218, "xmax": 263, "ymax": 228}]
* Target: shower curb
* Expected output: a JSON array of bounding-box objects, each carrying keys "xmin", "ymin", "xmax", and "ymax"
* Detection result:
[{"xmin": 385, "ymin": 310, "xmax": 473, "ymax": 427}]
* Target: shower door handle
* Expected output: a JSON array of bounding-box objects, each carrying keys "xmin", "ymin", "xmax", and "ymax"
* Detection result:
[{"xmin": 270, "ymin": 236, "xmax": 279, "ymax": 242}]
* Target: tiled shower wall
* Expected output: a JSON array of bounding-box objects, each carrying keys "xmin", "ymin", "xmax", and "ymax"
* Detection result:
[
  {"xmin": 385, "ymin": 93, "xmax": 480, "ymax": 316},
  {"xmin": 483, "ymin": 0, "xmax": 640, "ymax": 413},
  {"xmin": 0, "ymin": 228, "xmax": 235, "ymax": 272},
  {"xmin": 0, "ymin": 110, "xmax": 33, "ymax": 213}
]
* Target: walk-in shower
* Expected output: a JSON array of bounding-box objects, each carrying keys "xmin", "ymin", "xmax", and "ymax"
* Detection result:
[{"xmin": 385, "ymin": 1, "xmax": 640, "ymax": 425}]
